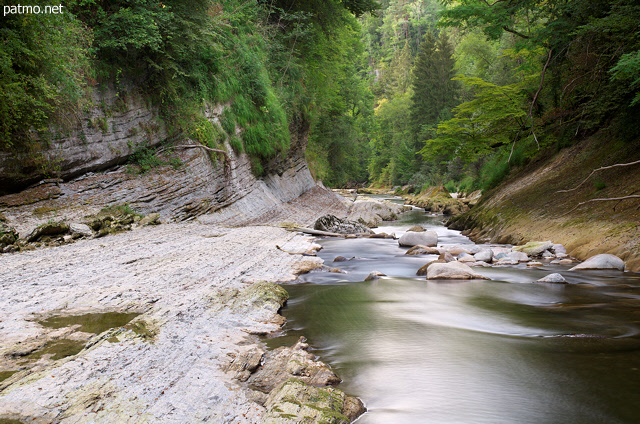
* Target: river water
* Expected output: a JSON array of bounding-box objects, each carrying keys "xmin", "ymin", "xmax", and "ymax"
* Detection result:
[{"xmin": 270, "ymin": 198, "xmax": 640, "ymax": 424}]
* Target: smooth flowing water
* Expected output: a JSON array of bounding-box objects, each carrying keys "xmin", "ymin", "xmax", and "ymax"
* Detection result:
[{"xmin": 272, "ymin": 199, "xmax": 640, "ymax": 424}]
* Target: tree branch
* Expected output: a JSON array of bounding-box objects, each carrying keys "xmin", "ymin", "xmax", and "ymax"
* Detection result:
[
  {"xmin": 557, "ymin": 160, "xmax": 640, "ymax": 193},
  {"xmin": 502, "ymin": 26, "xmax": 531, "ymax": 40},
  {"xmin": 560, "ymin": 195, "xmax": 640, "ymax": 217}
]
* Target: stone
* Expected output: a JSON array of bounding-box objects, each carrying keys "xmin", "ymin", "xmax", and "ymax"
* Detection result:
[
  {"xmin": 512, "ymin": 241, "xmax": 553, "ymax": 256},
  {"xmin": 334, "ymin": 256, "xmax": 348, "ymax": 262},
  {"xmin": 25, "ymin": 221, "xmax": 70, "ymax": 242},
  {"xmin": 508, "ymin": 251, "xmax": 530, "ymax": 262},
  {"xmin": 438, "ymin": 251, "xmax": 456, "ymax": 262},
  {"xmin": 264, "ymin": 379, "xmax": 361, "ymax": 424},
  {"xmin": 536, "ymin": 273, "xmax": 567, "ymax": 284},
  {"xmin": 495, "ymin": 258, "xmax": 519, "ymax": 266},
  {"xmin": 542, "ymin": 250, "xmax": 555, "ymax": 259},
  {"xmin": 494, "ymin": 252, "xmax": 508, "ymax": 261},
  {"xmin": 69, "ymin": 223, "xmax": 93, "ymax": 237},
  {"xmin": 457, "ymin": 253, "xmax": 476, "ymax": 263},
  {"xmin": 0, "ymin": 223, "xmax": 19, "ymax": 245},
  {"xmin": 314, "ymin": 214, "xmax": 372, "ymax": 235},
  {"xmin": 398, "ymin": 231, "xmax": 438, "ymax": 247},
  {"xmin": 405, "ymin": 245, "xmax": 440, "ymax": 255},
  {"xmin": 469, "ymin": 261, "xmax": 492, "ymax": 267},
  {"xmin": 416, "ymin": 260, "xmax": 445, "ymax": 276},
  {"xmin": 445, "ymin": 245, "xmax": 471, "ymax": 256},
  {"xmin": 474, "ymin": 249, "xmax": 493, "ymax": 263},
  {"xmin": 527, "ymin": 261, "xmax": 543, "ymax": 267},
  {"xmin": 365, "ymin": 271, "xmax": 385, "ymax": 281},
  {"xmin": 346, "ymin": 199, "xmax": 409, "ymax": 228},
  {"xmin": 559, "ymin": 259, "xmax": 573, "ymax": 265},
  {"xmin": 138, "ymin": 213, "xmax": 161, "ymax": 227},
  {"xmin": 552, "ymin": 244, "xmax": 567, "ymax": 255},
  {"xmin": 407, "ymin": 225, "xmax": 425, "ymax": 232},
  {"xmin": 247, "ymin": 337, "xmax": 341, "ymax": 394},
  {"xmin": 569, "ymin": 254, "xmax": 625, "ymax": 271},
  {"xmin": 3, "ymin": 244, "xmax": 17, "ymax": 253},
  {"xmin": 426, "ymin": 261, "xmax": 490, "ymax": 280},
  {"xmin": 370, "ymin": 233, "xmax": 388, "ymax": 238}
]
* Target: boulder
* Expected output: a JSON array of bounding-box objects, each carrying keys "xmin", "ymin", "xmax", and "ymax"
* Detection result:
[
  {"xmin": 469, "ymin": 261, "xmax": 492, "ymax": 267},
  {"xmin": 457, "ymin": 253, "xmax": 476, "ymax": 263},
  {"xmin": 438, "ymin": 251, "xmax": 456, "ymax": 262},
  {"xmin": 25, "ymin": 221, "xmax": 69, "ymax": 242},
  {"xmin": 527, "ymin": 261, "xmax": 544, "ymax": 267},
  {"xmin": 416, "ymin": 259, "xmax": 445, "ymax": 276},
  {"xmin": 474, "ymin": 249, "xmax": 493, "ymax": 263},
  {"xmin": 139, "ymin": 213, "xmax": 161, "ymax": 227},
  {"xmin": 495, "ymin": 258, "xmax": 519, "ymax": 266},
  {"xmin": 0, "ymin": 223, "xmax": 19, "ymax": 246},
  {"xmin": 333, "ymin": 256, "xmax": 348, "ymax": 262},
  {"xmin": 536, "ymin": 273, "xmax": 567, "ymax": 284},
  {"xmin": 346, "ymin": 199, "xmax": 409, "ymax": 228},
  {"xmin": 513, "ymin": 241, "xmax": 553, "ymax": 256},
  {"xmin": 365, "ymin": 271, "xmax": 385, "ymax": 281},
  {"xmin": 426, "ymin": 261, "xmax": 490, "ymax": 280},
  {"xmin": 552, "ymin": 244, "xmax": 567, "ymax": 255},
  {"xmin": 407, "ymin": 225, "xmax": 425, "ymax": 232},
  {"xmin": 508, "ymin": 251, "xmax": 530, "ymax": 262},
  {"xmin": 542, "ymin": 250, "xmax": 555, "ymax": 259},
  {"xmin": 405, "ymin": 245, "xmax": 440, "ymax": 255},
  {"xmin": 446, "ymin": 245, "xmax": 471, "ymax": 256},
  {"xmin": 569, "ymin": 254, "xmax": 625, "ymax": 271},
  {"xmin": 398, "ymin": 231, "xmax": 438, "ymax": 247},
  {"xmin": 264, "ymin": 379, "xmax": 364, "ymax": 424},
  {"xmin": 69, "ymin": 223, "xmax": 93, "ymax": 237},
  {"xmin": 314, "ymin": 214, "xmax": 372, "ymax": 235},
  {"xmin": 559, "ymin": 259, "xmax": 574, "ymax": 265},
  {"xmin": 494, "ymin": 252, "xmax": 508, "ymax": 261}
]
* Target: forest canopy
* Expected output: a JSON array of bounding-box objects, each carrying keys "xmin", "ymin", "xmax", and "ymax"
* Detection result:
[{"xmin": 1, "ymin": 0, "xmax": 638, "ymax": 189}]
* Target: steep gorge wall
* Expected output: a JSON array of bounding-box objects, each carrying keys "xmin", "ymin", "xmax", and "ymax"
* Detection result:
[{"xmin": 0, "ymin": 87, "xmax": 321, "ymax": 234}]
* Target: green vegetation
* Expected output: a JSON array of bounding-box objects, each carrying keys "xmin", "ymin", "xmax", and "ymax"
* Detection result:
[{"xmin": 2, "ymin": 0, "xmax": 638, "ymax": 192}]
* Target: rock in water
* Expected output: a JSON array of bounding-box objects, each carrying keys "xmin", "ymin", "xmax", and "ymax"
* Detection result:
[
  {"xmin": 365, "ymin": 271, "xmax": 385, "ymax": 281},
  {"xmin": 426, "ymin": 262, "xmax": 490, "ymax": 280},
  {"xmin": 407, "ymin": 225, "xmax": 425, "ymax": 232},
  {"xmin": 508, "ymin": 251, "xmax": 530, "ymax": 262},
  {"xmin": 405, "ymin": 245, "xmax": 440, "ymax": 255},
  {"xmin": 513, "ymin": 241, "xmax": 553, "ymax": 256},
  {"xmin": 474, "ymin": 249, "xmax": 493, "ymax": 263},
  {"xmin": 536, "ymin": 273, "xmax": 567, "ymax": 284},
  {"xmin": 314, "ymin": 214, "xmax": 373, "ymax": 235},
  {"xmin": 398, "ymin": 231, "xmax": 438, "ymax": 247},
  {"xmin": 569, "ymin": 254, "xmax": 625, "ymax": 271},
  {"xmin": 264, "ymin": 379, "xmax": 364, "ymax": 424}
]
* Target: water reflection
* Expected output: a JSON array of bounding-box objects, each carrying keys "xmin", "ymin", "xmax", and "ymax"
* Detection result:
[{"xmin": 276, "ymin": 205, "xmax": 640, "ymax": 423}]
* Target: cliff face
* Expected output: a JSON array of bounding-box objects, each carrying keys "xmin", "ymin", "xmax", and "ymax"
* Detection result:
[
  {"xmin": 0, "ymin": 86, "xmax": 169, "ymax": 194},
  {"xmin": 0, "ymin": 87, "xmax": 320, "ymax": 234}
]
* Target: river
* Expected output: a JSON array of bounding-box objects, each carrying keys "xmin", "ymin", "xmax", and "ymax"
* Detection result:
[{"xmin": 269, "ymin": 198, "xmax": 640, "ymax": 424}]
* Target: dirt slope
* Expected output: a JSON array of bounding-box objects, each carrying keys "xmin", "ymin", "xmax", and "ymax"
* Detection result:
[{"xmin": 449, "ymin": 133, "xmax": 640, "ymax": 271}]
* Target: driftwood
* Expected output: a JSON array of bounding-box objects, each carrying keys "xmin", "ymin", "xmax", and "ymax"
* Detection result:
[
  {"xmin": 557, "ymin": 159, "xmax": 640, "ymax": 193},
  {"xmin": 560, "ymin": 195, "xmax": 640, "ymax": 217},
  {"xmin": 289, "ymin": 227, "xmax": 343, "ymax": 237}
]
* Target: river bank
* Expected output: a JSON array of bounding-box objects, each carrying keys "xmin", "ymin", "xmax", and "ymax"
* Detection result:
[{"xmin": 0, "ymin": 184, "xmax": 404, "ymax": 423}]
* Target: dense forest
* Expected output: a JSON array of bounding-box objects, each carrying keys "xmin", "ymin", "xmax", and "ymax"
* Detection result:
[{"xmin": 1, "ymin": 0, "xmax": 639, "ymax": 190}]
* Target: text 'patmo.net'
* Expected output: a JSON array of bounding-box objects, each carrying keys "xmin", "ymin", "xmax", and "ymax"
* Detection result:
[{"xmin": 4, "ymin": 4, "xmax": 64, "ymax": 16}]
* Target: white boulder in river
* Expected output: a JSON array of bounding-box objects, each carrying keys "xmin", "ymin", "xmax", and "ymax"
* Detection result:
[
  {"xmin": 426, "ymin": 261, "xmax": 490, "ymax": 280},
  {"xmin": 569, "ymin": 254, "xmax": 625, "ymax": 271},
  {"xmin": 536, "ymin": 273, "xmax": 567, "ymax": 284},
  {"xmin": 398, "ymin": 230, "xmax": 438, "ymax": 247}
]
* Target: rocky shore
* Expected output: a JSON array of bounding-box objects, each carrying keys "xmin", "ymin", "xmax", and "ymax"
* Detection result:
[{"xmin": 0, "ymin": 185, "xmax": 410, "ymax": 423}]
